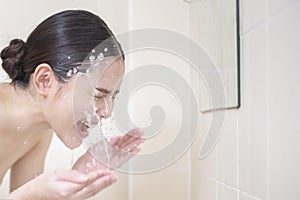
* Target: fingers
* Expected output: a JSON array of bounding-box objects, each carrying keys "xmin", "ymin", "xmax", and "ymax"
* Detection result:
[
  {"xmin": 117, "ymin": 128, "xmax": 145, "ymax": 149},
  {"xmin": 74, "ymin": 172, "xmax": 117, "ymax": 199},
  {"xmin": 55, "ymin": 169, "xmax": 88, "ymax": 184},
  {"xmin": 86, "ymin": 169, "xmax": 111, "ymax": 184}
]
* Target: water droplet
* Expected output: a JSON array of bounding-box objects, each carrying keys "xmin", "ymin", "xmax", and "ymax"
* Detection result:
[
  {"xmin": 104, "ymin": 47, "xmax": 108, "ymax": 52},
  {"xmin": 16, "ymin": 126, "xmax": 21, "ymax": 130},
  {"xmin": 67, "ymin": 56, "xmax": 71, "ymax": 59},
  {"xmin": 92, "ymin": 49, "xmax": 96, "ymax": 54},
  {"xmin": 103, "ymin": 98, "xmax": 109, "ymax": 113},
  {"xmin": 24, "ymin": 140, "xmax": 27, "ymax": 145},
  {"xmin": 73, "ymin": 67, "xmax": 78, "ymax": 74},
  {"xmin": 98, "ymin": 52, "xmax": 104, "ymax": 61},
  {"xmin": 66, "ymin": 70, "xmax": 72, "ymax": 77},
  {"xmin": 86, "ymin": 162, "xmax": 92, "ymax": 168},
  {"xmin": 113, "ymin": 44, "xmax": 117, "ymax": 48},
  {"xmin": 89, "ymin": 55, "xmax": 95, "ymax": 62}
]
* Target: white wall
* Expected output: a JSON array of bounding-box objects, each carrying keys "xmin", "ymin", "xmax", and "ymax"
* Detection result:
[{"xmin": 191, "ymin": 0, "xmax": 300, "ymax": 200}]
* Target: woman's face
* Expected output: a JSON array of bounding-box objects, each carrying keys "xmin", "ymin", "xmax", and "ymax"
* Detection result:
[{"xmin": 47, "ymin": 58, "xmax": 125, "ymax": 149}]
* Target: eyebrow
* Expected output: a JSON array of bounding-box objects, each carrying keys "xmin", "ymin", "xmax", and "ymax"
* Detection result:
[{"xmin": 95, "ymin": 88, "xmax": 120, "ymax": 94}]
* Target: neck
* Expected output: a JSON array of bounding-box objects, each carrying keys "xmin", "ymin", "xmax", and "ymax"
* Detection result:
[{"xmin": 7, "ymin": 83, "xmax": 51, "ymax": 134}]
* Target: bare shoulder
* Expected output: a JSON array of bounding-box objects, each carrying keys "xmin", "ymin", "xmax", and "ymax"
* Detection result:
[{"xmin": 0, "ymin": 83, "xmax": 10, "ymax": 130}]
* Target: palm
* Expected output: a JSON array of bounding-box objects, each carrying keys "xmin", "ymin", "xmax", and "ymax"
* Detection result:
[{"xmin": 73, "ymin": 128, "xmax": 144, "ymax": 173}]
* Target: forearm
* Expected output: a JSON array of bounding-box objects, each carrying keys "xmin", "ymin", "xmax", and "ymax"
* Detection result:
[{"xmin": 5, "ymin": 181, "xmax": 36, "ymax": 200}]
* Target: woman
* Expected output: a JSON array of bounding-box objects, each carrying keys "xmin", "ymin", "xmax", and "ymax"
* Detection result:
[{"xmin": 0, "ymin": 10, "xmax": 144, "ymax": 199}]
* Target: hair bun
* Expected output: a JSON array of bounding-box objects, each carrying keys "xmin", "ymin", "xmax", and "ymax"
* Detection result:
[{"xmin": 1, "ymin": 39, "xmax": 26, "ymax": 81}]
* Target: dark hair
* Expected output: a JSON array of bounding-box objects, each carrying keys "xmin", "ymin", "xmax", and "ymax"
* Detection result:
[{"xmin": 1, "ymin": 10, "xmax": 124, "ymax": 87}]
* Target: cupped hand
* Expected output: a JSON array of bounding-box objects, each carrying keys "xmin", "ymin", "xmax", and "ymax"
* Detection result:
[
  {"xmin": 6, "ymin": 169, "xmax": 117, "ymax": 200},
  {"xmin": 73, "ymin": 128, "xmax": 145, "ymax": 173}
]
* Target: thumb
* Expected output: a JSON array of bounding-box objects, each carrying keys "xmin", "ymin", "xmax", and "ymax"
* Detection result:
[{"xmin": 55, "ymin": 169, "xmax": 89, "ymax": 184}]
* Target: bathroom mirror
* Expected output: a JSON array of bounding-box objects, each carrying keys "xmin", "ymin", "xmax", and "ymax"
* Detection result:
[
  {"xmin": 125, "ymin": 0, "xmax": 241, "ymax": 112},
  {"xmin": 189, "ymin": 0, "xmax": 241, "ymax": 111}
]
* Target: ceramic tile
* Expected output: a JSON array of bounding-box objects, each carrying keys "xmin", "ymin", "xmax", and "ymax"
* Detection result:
[{"xmin": 267, "ymin": 1, "xmax": 300, "ymax": 199}]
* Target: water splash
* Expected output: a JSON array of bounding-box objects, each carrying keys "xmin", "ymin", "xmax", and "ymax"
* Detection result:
[
  {"xmin": 74, "ymin": 42, "xmax": 123, "ymax": 167},
  {"xmin": 98, "ymin": 52, "xmax": 104, "ymax": 61},
  {"xmin": 89, "ymin": 55, "xmax": 96, "ymax": 62},
  {"xmin": 103, "ymin": 97, "xmax": 110, "ymax": 114},
  {"xmin": 86, "ymin": 158, "xmax": 97, "ymax": 168}
]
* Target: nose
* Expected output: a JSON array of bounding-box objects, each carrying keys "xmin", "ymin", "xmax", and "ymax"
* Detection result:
[{"xmin": 96, "ymin": 97, "xmax": 113, "ymax": 119}]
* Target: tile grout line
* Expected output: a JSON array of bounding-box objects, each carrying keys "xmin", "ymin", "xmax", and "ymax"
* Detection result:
[
  {"xmin": 187, "ymin": 3, "xmax": 192, "ymax": 200},
  {"xmin": 241, "ymin": 0, "xmax": 299, "ymax": 38},
  {"xmin": 265, "ymin": 0, "xmax": 270, "ymax": 198},
  {"xmin": 202, "ymin": 175, "xmax": 261, "ymax": 200},
  {"xmin": 127, "ymin": 0, "xmax": 134, "ymax": 200}
]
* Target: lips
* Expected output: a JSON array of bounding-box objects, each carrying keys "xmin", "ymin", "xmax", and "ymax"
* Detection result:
[
  {"xmin": 76, "ymin": 121, "xmax": 89, "ymax": 139},
  {"xmin": 76, "ymin": 116, "xmax": 100, "ymax": 139}
]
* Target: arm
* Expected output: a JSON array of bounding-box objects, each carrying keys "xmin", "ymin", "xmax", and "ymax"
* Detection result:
[
  {"xmin": 4, "ymin": 130, "xmax": 117, "ymax": 200},
  {"xmin": 5, "ymin": 168, "xmax": 117, "ymax": 200},
  {"xmin": 10, "ymin": 130, "xmax": 53, "ymax": 192}
]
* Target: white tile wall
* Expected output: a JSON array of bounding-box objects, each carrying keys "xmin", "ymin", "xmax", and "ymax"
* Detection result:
[
  {"xmin": 216, "ymin": 111, "xmax": 238, "ymax": 187},
  {"xmin": 238, "ymin": 23, "xmax": 268, "ymax": 199},
  {"xmin": 267, "ymin": 0, "xmax": 297, "ymax": 16},
  {"xmin": 218, "ymin": 181, "xmax": 239, "ymax": 200},
  {"xmin": 267, "ymin": 1, "xmax": 300, "ymax": 199},
  {"xmin": 239, "ymin": 191, "xmax": 261, "ymax": 200},
  {"xmin": 240, "ymin": 0, "xmax": 267, "ymax": 35},
  {"xmin": 191, "ymin": 0, "xmax": 300, "ymax": 200},
  {"xmin": 197, "ymin": 176, "xmax": 218, "ymax": 200}
]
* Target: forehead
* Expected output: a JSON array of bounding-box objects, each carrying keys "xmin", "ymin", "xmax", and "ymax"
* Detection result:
[{"xmin": 96, "ymin": 58, "xmax": 125, "ymax": 90}]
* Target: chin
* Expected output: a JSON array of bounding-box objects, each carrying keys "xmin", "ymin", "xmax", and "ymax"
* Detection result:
[
  {"xmin": 59, "ymin": 121, "xmax": 91, "ymax": 149},
  {"xmin": 57, "ymin": 130, "xmax": 83, "ymax": 150},
  {"xmin": 65, "ymin": 137, "xmax": 82, "ymax": 149}
]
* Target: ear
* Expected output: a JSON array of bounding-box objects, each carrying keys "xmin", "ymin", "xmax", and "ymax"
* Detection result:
[{"xmin": 33, "ymin": 63, "xmax": 57, "ymax": 97}]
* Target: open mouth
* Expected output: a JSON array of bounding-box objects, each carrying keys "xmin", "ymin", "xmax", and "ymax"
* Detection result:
[
  {"xmin": 76, "ymin": 117, "xmax": 100, "ymax": 139},
  {"xmin": 76, "ymin": 120, "xmax": 90, "ymax": 139}
]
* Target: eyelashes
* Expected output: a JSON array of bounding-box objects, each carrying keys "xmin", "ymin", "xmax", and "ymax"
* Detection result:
[{"xmin": 94, "ymin": 93, "xmax": 119, "ymax": 101}]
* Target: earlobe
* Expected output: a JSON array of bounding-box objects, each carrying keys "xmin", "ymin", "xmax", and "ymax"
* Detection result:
[{"xmin": 33, "ymin": 63, "xmax": 55, "ymax": 97}]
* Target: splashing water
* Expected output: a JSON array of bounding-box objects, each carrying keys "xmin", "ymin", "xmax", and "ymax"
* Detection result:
[
  {"xmin": 103, "ymin": 97, "xmax": 110, "ymax": 114},
  {"xmin": 76, "ymin": 51, "xmax": 116, "ymax": 166},
  {"xmin": 89, "ymin": 55, "xmax": 96, "ymax": 62},
  {"xmin": 75, "ymin": 38, "xmax": 124, "ymax": 167},
  {"xmin": 86, "ymin": 158, "xmax": 97, "ymax": 168},
  {"xmin": 98, "ymin": 52, "xmax": 104, "ymax": 61}
]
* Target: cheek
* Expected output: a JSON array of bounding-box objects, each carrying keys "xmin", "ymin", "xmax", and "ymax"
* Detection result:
[{"xmin": 49, "ymin": 92, "xmax": 75, "ymax": 134}]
